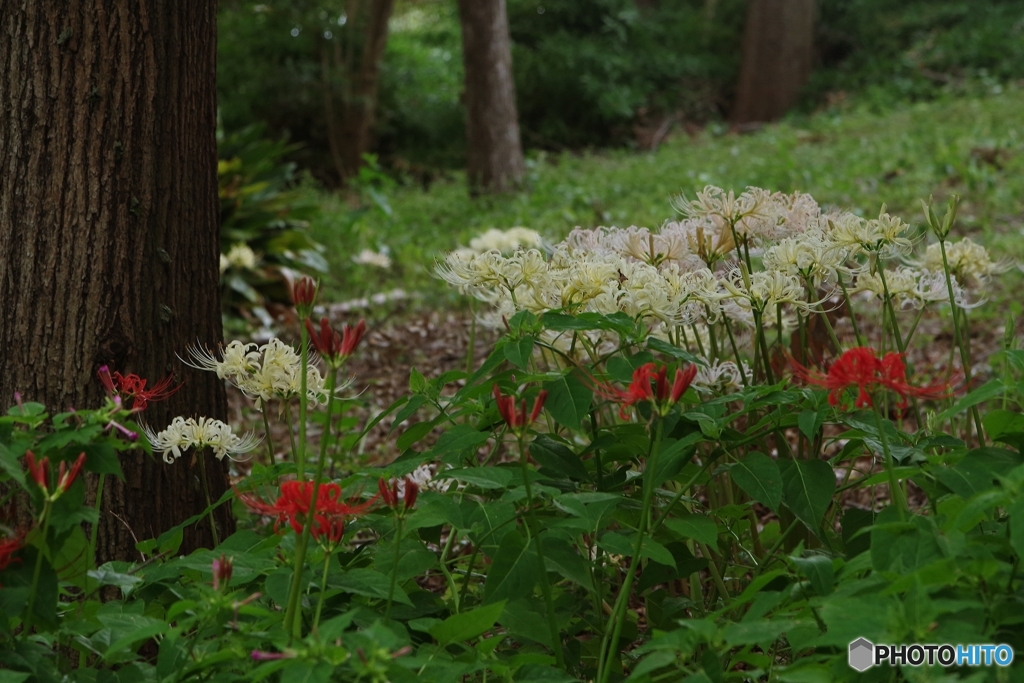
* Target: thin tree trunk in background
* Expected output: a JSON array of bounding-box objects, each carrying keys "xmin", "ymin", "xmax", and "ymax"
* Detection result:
[
  {"xmin": 0, "ymin": 1, "xmax": 232, "ymax": 562},
  {"xmin": 457, "ymin": 0, "xmax": 525, "ymax": 195},
  {"xmin": 337, "ymin": 0, "xmax": 395, "ymax": 178},
  {"xmin": 731, "ymin": 0, "xmax": 815, "ymax": 124}
]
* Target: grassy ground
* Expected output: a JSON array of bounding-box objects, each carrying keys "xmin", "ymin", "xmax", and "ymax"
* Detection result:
[{"xmin": 308, "ymin": 86, "xmax": 1024, "ymax": 315}]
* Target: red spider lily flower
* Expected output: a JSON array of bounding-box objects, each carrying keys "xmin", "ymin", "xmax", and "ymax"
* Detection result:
[
  {"xmin": 592, "ymin": 362, "xmax": 697, "ymax": 418},
  {"xmin": 212, "ymin": 554, "xmax": 233, "ymax": 590},
  {"xmin": 290, "ymin": 276, "xmax": 317, "ymax": 313},
  {"xmin": 0, "ymin": 532, "xmax": 24, "ymax": 573},
  {"xmin": 25, "ymin": 451, "xmax": 86, "ymax": 499},
  {"xmin": 791, "ymin": 346, "xmax": 956, "ymax": 409},
  {"xmin": 238, "ymin": 481, "xmax": 376, "ymax": 543},
  {"xmin": 305, "ymin": 317, "xmax": 367, "ymax": 366},
  {"xmin": 493, "ymin": 385, "xmax": 548, "ymax": 432},
  {"xmin": 97, "ymin": 365, "xmax": 181, "ymax": 412},
  {"xmin": 378, "ymin": 477, "xmax": 419, "ymax": 514}
]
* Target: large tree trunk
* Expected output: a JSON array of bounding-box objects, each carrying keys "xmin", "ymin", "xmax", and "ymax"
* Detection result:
[
  {"xmin": 0, "ymin": 1, "xmax": 232, "ymax": 562},
  {"xmin": 731, "ymin": 0, "xmax": 815, "ymax": 124},
  {"xmin": 457, "ymin": 0, "xmax": 525, "ymax": 195}
]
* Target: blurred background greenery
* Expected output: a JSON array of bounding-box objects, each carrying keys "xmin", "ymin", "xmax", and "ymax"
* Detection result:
[{"xmin": 214, "ymin": 0, "xmax": 1024, "ymax": 319}]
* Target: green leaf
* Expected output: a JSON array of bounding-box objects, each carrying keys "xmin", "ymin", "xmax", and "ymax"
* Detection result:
[
  {"xmin": 530, "ymin": 435, "xmax": 589, "ymax": 481},
  {"xmin": 543, "ymin": 371, "xmax": 593, "ymax": 430},
  {"xmin": 936, "ymin": 379, "xmax": 1004, "ymax": 423},
  {"xmin": 721, "ymin": 619, "xmax": 796, "ymax": 647},
  {"xmin": 779, "ymin": 459, "xmax": 834, "ymax": 534},
  {"xmin": 983, "ymin": 410, "xmax": 1024, "ymax": 451},
  {"xmin": 427, "ymin": 425, "xmax": 491, "ymax": 459},
  {"xmin": 443, "ymin": 467, "xmax": 514, "ymax": 490},
  {"xmin": 664, "ymin": 513, "xmax": 718, "ymax": 548},
  {"xmin": 646, "ymin": 337, "xmax": 702, "ymax": 364},
  {"xmin": 797, "ymin": 410, "xmax": 820, "ymax": 441},
  {"xmin": 333, "ymin": 568, "xmax": 411, "ymax": 605},
  {"xmin": 791, "ymin": 555, "xmax": 834, "ymax": 596},
  {"xmin": 729, "ymin": 452, "xmax": 782, "ymax": 512},
  {"xmin": 651, "ymin": 433, "xmax": 703, "ymax": 488},
  {"xmin": 409, "ymin": 368, "xmax": 427, "ymax": 394},
  {"xmin": 504, "ymin": 336, "xmax": 535, "ymax": 369},
  {"xmin": 1010, "ymin": 499, "xmax": 1024, "ymax": 560},
  {"xmin": 483, "ymin": 530, "xmax": 540, "ymax": 605},
  {"xmin": 396, "ymin": 420, "xmax": 435, "ymax": 451},
  {"xmin": 428, "ymin": 600, "xmax": 506, "ymax": 646},
  {"xmin": 541, "ymin": 311, "xmax": 635, "ymax": 335}
]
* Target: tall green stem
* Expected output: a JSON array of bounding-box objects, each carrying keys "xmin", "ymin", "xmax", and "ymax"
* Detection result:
[
  {"xmin": 24, "ymin": 504, "xmax": 52, "ymax": 635},
  {"xmin": 284, "ymin": 364, "xmax": 340, "ymax": 640},
  {"xmin": 518, "ymin": 435, "xmax": 564, "ymax": 668},
  {"xmin": 87, "ymin": 473, "xmax": 106, "ymax": 583},
  {"xmin": 837, "ymin": 273, "xmax": 865, "ymax": 347},
  {"xmin": 197, "ymin": 453, "xmax": 220, "ymax": 546},
  {"xmin": 312, "ymin": 551, "xmax": 333, "ymax": 632},
  {"xmin": 385, "ymin": 515, "xmax": 404, "ymax": 623},
  {"xmin": 872, "ymin": 405, "xmax": 907, "ymax": 521},
  {"xmin": 597, "ymin": 418, "xmax": 664, "ymax": 683},
  {"xmin": 261, "ymin": 409, "xmax": 276, "ymax": 462},
  {"xmin": 938, "ymin": 241, "xmax": 985, "ymax": 443},
  {"xmin": 297, "ymin": 324, "xmax": 310, "ymax": 479}
]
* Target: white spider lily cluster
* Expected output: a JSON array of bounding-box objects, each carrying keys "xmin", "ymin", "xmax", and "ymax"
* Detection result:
[
  {"xmin": 184, "ymin": 338, "xmax": 328, "ymax": 410},
  {"xmin": 142, "ymin": 417, "xmax": 261, "ymax": 464},
  {"xmin": 219, "ymin": 243, "xmax": 258, "ymax": 273},
  {"xmin": 438, "ymin": 186, "xmax": 1007, "ymax": 395},
  {"xmin": 468, "ymin": 227, "xmax": 543, "ymax": 254}
]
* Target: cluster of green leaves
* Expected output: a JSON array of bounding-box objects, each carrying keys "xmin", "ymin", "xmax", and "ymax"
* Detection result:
[{"xmin": 218, "ymin": 125, "xmax": 328, "ymax": 332}]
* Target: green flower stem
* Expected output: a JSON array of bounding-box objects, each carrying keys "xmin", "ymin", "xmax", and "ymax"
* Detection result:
[
  {"xmin": 698, "ymin": 542, "xmax": 731, "ymax": 602},
  {"xmin": 87, "ymin": 473, "xmax": 106, "ymax": 589},
  {"xmin": 836, "ymin": 273, "xmax": 865, "ymax": 347},
  {"xmin": 872, "ymin": 403, "xmax": 907, "ymax": 521},
  {"xmin": 312, "ymin": 551, "xmax": 333, "ymax": 632},
  {"xmin": 261, "ymin": 409, "xmax": 276, "ymax": 462},
  {"xmin": 597, "ymin": 418, "xmax": 664, "ymax": 683},
  {"xmin": 282, "ymin": 402, "xmax": 299, "ymax": 469},
  {"xmin": 938, "ymin": 241, "xmax": 985, "ymax": 442},
  {"xmin": 197, "ymin": 453, "xmax": 220, "ymax": 547},
  {"xmin": 518, "ymin": 434, "xmax": 564, "ymax": 668},
  {"xmin": 284, "ymin": 364, "xmax": 340, "ymax": 640},
  {"xmin": 297, "ymin": 323, "xmax": 310, "ymax": 479},
  {"xmin": 466, "ymin": 300, "xmax": 477, "ymax": 375},
  {"xmin": 437, "ymin": 527, "xmax": 461, "ymax": 613},
  {"xmin": 24, "ymin": 503, "xmax": 52, "ymax": 635},
  {"xmin": 752, "ymin": 309, "xmax": 775, "ymax": 384},
  {"xmin": 722, "ymin": 316, "xmax": 748, "ymax": 386},
  {"xmin": 385, "ymin": 515, "xmax": 404, "ymax": 623}
]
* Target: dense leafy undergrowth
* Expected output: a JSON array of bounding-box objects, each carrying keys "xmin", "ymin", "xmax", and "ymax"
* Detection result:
[{"xmin": 4, "ymin": 189, "xmax": 1024, "ymax": 682}]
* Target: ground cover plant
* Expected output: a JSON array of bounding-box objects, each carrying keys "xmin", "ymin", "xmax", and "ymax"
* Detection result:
[{"xmin": 3, "ymin": 183, "xmax": 1024, "ymax": 682}]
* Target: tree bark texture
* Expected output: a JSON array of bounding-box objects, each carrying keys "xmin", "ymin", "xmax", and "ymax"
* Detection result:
[
  {"xmin": 0, "ymin": 1, "xmax": 233, "ymax": 562},
  {"xmin": 457, "ymin": 0, "xmax": 525, "ymax": 194},
  {"xmin": 731, "ymin": 0, "xmax": 815, "ymax": 124}
]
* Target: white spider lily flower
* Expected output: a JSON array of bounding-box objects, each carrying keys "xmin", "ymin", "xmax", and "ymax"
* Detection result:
[
  {"xmin": 142, "ymin": 416, "xmax": 260, "ymax": 464},
  {"xmin": 674, "ymin": 185, "xmax": 779, "ymax": 242},
  {"xmin": 468, "ymin": 227, "xmax": 542, "ymax": 253},
  {"xmin": 692, "ymin": 358, "xmax": 748, "ymax": 394},
  {"xmin": 352, "ymin": 248, "xmax": 392, "ymax": 269},
  {"xmin": 762, "ymin": 234, "xmax": 846, "ymax": 288},
  {"xmin": 826, "ymin": 208, "xmax": 915, "ymax": 259},
  {"xmin": 223, "ymin": 243, "xmax": 258, "ymax": 271},
  {"xmin": 722, "ymin": 268, "xmax": 813, "ymax": 313},
  {"xmin": 183, "ymin": 340, "xmax": 261, "ymax": 382},
  {"xmin": 921, "ymin": 238, "xmax": 1011, "ymax": 289},
  {"xmin": 855, "ymin": 267, "xmax": 979, "ymax": 310}
]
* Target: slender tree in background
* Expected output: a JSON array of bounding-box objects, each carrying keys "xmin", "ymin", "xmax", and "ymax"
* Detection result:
[
  {"xmin": 322, "ymin": 0, "xmax": 396, "ymax": 181},
  {"xmin": 0, "ymin": 1, "xmax": 232, "ymax": 562},
  {"xmin": 457, "ymin": 0, "xmax": 525, "ymax": 194},
  {"xmin": 732, "ymin": 0, "xmax": 815, "ymax": 124}
]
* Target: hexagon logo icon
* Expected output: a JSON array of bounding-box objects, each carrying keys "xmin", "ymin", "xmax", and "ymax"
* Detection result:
[{"xmin": 849, "ymin": 638, "xmax": 874, "ymax": 672}]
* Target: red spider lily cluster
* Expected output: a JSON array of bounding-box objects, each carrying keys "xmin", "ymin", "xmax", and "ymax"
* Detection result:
[
  {"xmin": 238, "ymin": 481, "xmax": 376, "ymax": 546},
  {"xmin": 97, "ymin": 365, "xmax": 181, "ymax": 412},
  {"xmin": 594, "ymin": 362, "xmax": 698, "ymax": 418},
  {"xmin": 305, "ymin": 317, "xmax": 367, "ymax": 366},
  {"xmin": 791, "ymin": 346, "xmax": 955, "ymax": 409},
  {"xmin": 0, "ymin": 531, "xmax": 24, "ymax": 581},
  {"xmin": 25, "ymin": 451, "xmax": 86, "ymax": 501},
  {"xmin": 378, "ymin": 477, "xmax": 419, "ymax": 515},
  {"xmin": 493, "ymin": 386, "xmax": 548, "ymax": 432}
]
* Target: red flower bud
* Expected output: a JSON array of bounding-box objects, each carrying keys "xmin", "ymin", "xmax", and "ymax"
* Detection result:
[
  {"xmin": 56, "ymin": 453, "xmax": 87, "ymax": 493},
  {"xmin": 212, "ymin": 554, "xmax": 233, "ymax": 590},
  {"xmin": 25, "ymin": 451, "xmax": 49, "ymax": 493},
  {"xmin": 290, "ymin": 276, "xmax": 317, "ymax": 310},
  {"xmin": 670, "ymin": 364, "xmax": 698, "ymax": 404}
]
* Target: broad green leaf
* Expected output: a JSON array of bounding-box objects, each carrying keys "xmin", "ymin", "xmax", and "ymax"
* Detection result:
[
  {"xmin": 543, "ymin": 371, "xmax": 593, "ymax": 430},
  {"xmin": 541, "ymin": 537, "xmax": 592, "ymax": 589},
  {"xmin": 483, "ymin": 530, "xmax": 540, "ymax": 604},
  {"xmin": 791, "ymin": 555, "xmax": 834, "ymax": 596},
  {"xmin": 936, "ymin": 379, "xmax": 1004, "ymax": 422},
  {"xmin": 530, "ymin": 435, "xmax": 589, "ymax": 481},
  {"xmin": 280, "ymin": 661, "xmax": 334, "ymax": 683},
  {"xmin": 541, "ymin": 311, "xmax": 635, "ymax": 335},
  {"xmin": 646, "ymin": 337, "xmax": 702, "ymax": 364},
  {"xmin": 729, "ymin": 452, "xmax": 782, "ymax": 512},
  {"xmin": 409, "ymin": 368, "xmax": 427, "ymax": 394},
  {"xmin": 443, "ymin": 467, "xmax": 514, "ymax": 490},
  {"xmin": 651, "ymin": 432, "xmax": 703, "ymax": 488},
  {"xmin": 779, "ymin": 459, "xmax": 834, "ymax": 533},
  {"xmin": 664, "ymin": 513, "xmax": 718, "ymax": 548},
  {"xmin": 504, "ymin": 336, "xmax": 535, "ymax": 369},
  {"xmin": 429, "ymin": 600, "xmax": 506, "ymax": 646},
  {"xmin": 797, "ymin": 410, "xmax": 820, "ymax": 441},
  {"xmin": 333, "ymin": 568, "xmax": 412, "ymax": 605},
  {"xmin": 870, "ymin": 509, "xmax": 943, "ymax": 574},
  {"xmin": 426, "ymin": 425, "xmax": 491, "ymax": 459},
  {"xmin": 721, "ymin": 619, "xmax": 796, "ymax": 646},
  {"xmin": 1010, "ymin": 499, "xmax": 1024, "ymax": 560}
]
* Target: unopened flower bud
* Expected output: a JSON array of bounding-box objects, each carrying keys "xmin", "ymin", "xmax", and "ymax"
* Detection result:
[
  {"xmin": 212, "ymin": 554, "xmax": 233, "ymax": 590},
  {"xmin": 290, "ymin": 276, "xmax": 317, "ymax": 315}
]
